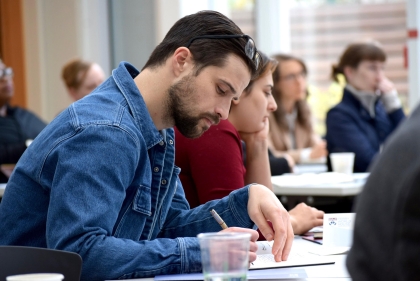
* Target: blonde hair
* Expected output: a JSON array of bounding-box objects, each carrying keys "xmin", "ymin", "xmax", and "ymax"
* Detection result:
[{"xmin": 61, "ymin": 58, "xmax": 94, "ymax": 90}]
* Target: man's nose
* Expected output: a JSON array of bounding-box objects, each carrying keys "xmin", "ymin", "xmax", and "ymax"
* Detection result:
[{"xmin": 215, "ymin": 102, "xmax": 230, "ymax": 120}]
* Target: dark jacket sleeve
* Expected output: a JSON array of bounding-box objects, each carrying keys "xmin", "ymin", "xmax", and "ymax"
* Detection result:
[
  {"xmin": 0, "ymin": 107, "xmax": 47, "ymax": 165},
  {"xmin": 14, "ymin": 107, "xmax": 47, "ymax": 139},
  {"xmin": 0, "ymin": 143, "xmax": 27, "ymax": 164},
  {"xmin": 388, "ymin": 107, "xmax": 405, "ymax": 128},
  {"xmin": 326, "ymin": 107, "xmax": 377, "ymax": 172},
  {"xmin": 268, "ymin": 150, "xmax": 290, "ymax": 176}
]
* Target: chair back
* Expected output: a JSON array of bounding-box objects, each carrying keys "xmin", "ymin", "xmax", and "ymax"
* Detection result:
[{"xmin": 0, "ymin": 246, "xmax": 82, "ymax": 281}]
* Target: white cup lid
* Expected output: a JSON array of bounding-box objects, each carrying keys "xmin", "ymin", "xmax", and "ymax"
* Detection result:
[{"xmin": 6, "ymin": 273, "xmax": 64, "ymax": 281}]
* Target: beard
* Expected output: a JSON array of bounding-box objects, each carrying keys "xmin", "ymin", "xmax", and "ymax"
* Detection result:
[{"xmin": 165, "ymin": 74, "xmax": 220, "ymax": 139}]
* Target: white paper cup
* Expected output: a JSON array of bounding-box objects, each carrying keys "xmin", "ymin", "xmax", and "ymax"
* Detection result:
[
  {"xmin": 6, "ymin": 273, "xmax": 64, "ymax": 281},
  {"xmin": 198, "ymin": 232, "xmax": 250, "ymax": 281},
  {"xmin": 330, "ymin": 152, "xmax": 355, "ymax": 174}
]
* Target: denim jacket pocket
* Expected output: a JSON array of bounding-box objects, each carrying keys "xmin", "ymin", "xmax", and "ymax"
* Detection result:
[{"xmin": 133, "ymin": 185, "xmax": 152, "ymax": 216}]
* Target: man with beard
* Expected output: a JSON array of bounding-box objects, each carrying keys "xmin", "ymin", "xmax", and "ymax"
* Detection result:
[
  {"xmin": 0, "ymin": 11, "xmax": 294, "ymax": 281},
  {"xmin": 0, "ymin": 59, "xmax": 46, "ymax": 182}
]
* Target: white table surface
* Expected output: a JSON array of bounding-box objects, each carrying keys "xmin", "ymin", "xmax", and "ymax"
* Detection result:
[
  {"xmin": 0, "ymin": 183, "xmax": 6, "ymax": 197},
  {"xmin": 113, "ymin": 236, "xmax": 350, "ymax": 281},
  {"xmin": 271, "ymin": 173, "xmax": 369, "ymax": 197}
]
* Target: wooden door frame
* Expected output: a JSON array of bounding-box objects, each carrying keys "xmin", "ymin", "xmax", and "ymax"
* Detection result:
[{"xmin": 0, "ymin": 0, "xmax": 26, "ymax": 108}]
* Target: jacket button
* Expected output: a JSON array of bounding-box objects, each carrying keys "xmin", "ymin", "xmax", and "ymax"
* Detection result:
[
  {"xmin": 154, "ymin": 167, "xmax": 159, "ymax": 172},
  {"xmin": 159, "ymin": 141, "xmax": 164, "ymax": 146},
  {"xmin": 169, "ymin": 139, "xmax": 174, "ymax": 145},
  {"xmin": 161, "ymin": 179, "xmax": 167, "ymax": 185}
]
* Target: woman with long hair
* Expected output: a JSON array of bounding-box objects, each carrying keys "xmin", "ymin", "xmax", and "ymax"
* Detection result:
[{"xmin": 268, "ymin": 54, "xmax": 327, "ymax": 165}]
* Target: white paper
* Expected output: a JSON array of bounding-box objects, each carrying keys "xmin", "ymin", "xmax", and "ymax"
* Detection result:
[
  {"xmin": 250, "ymin": 241, "xmax": 335, "ymax": 270},
  {"xmin": 308, "ymin": 246, "xmax": 350, "ymax": 256}
]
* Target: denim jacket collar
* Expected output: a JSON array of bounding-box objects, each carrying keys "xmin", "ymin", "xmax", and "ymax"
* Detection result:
[{"xmin": 112, "ymin": 61, "xmax": 163, "ymax": 149}]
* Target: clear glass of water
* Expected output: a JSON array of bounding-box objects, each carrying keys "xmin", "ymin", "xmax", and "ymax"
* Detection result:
[{"xmin": 198, "ymin": 232, "xmax": 251, "ymax": 281}]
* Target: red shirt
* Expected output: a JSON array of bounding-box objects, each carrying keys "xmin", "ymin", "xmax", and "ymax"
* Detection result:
[{"xmin": 175, "ymin": 120, "xmax": 246, "ymax": 208}]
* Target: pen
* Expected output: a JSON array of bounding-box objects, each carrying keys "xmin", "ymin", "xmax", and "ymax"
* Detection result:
[{"xmin": 210, "ymin": 209, "xmax": 228, "ymax": 229}]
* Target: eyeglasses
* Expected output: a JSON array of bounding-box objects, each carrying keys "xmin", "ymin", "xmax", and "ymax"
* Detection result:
[
  {"xmin": 0, "ymin": 67, "xmax": 13, "ymax": 80},
  {"xmin": 186, "ymin": 34, "xmax": 260, "ymax": 70},
  {"xmin": 281, "ymin": 71, "xmax": 306, "ymax": 82}
]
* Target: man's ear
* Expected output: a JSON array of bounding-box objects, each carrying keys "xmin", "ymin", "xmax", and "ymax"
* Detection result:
[{"xmin": 172, "ymin": 47, "xmax": 193, "ymax": 77}]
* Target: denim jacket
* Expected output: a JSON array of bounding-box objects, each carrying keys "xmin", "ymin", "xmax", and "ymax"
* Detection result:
[{"xmin": 0, "ymin": 62, "xmax": 255, "ymax": 280}]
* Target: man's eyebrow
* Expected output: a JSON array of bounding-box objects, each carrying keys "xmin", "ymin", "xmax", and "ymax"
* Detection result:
[{"xmin": 219, "ymin": 79, "xmax": 236, "ymax": 95}]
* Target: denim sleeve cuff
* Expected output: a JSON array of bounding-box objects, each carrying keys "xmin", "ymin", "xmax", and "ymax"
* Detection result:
[
  {"xmin": 228, "ymin": 185, "xmax": 256, "ymax": 229},
  {"xmin": 176, "ymin": 237, "xmax": 202, "ymax": 274}
]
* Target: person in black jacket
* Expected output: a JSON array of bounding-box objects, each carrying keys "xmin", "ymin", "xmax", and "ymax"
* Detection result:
[
  {"xmin": 0, "ymin": 59, "xmax": 46, "ymax": 182},
  {"xmin": 346, "ymin": 103, "xmax": 419, "ymax": 280}
]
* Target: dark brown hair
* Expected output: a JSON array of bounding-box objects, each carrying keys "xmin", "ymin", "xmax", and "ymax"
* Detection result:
[
  {"xmin": 243, "ymin": 51, "xmax": 277, "ymax": 96},
  {"xmin": 331, "ymin": 42, "xmax": 386, "ymax": 82},
  {"xmin": 271, "ymin": 54, "xmax": 312, "ymax": 132},
  {"xmin": 61, "ymin": 58, "xmax": 93, "ymax": 90},
  {"xmin": 142, "ymin": 10, "xmax": 257, "ymax": 79}
]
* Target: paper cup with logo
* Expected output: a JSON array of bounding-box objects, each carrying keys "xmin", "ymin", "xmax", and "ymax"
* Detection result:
[
  {"xmin": 198, "ymin": 232, "xmax": 250, "ymax": 281},
  {"xmin": 330, "ymin": 152, "xmax": 355, "ymax": 174},
  {"xmin": 6, "ymin": 273, "xmax": 64, "ymax": 281}
]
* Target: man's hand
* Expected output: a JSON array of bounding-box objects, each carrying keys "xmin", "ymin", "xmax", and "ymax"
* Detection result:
[
  {"xmin": 221, "ymin": 227, "xmax": 259, "ymax": 264},
  {"xmin": 289, "ymin": 203, "xmax": 324, "ymax": 235},
  {"xmin": 247, "ymin": 184, "xmax": 294, "ymax": 262}
]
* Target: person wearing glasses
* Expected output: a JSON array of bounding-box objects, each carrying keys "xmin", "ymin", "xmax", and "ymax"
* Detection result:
[
  {"xmin": 175, "ymin": 51, "xmax": 324, "ymax": 235},
  {"xmin": 0, "ymin": 11, "xmax": 294, "ymax": 280},
  {"xmin": 268, "ymin": 54, "xmax": 327, "ymax": 167},
  {"xmin": 61, "ymin": 58, "xmax": 105, "ymax": 102},
  {"xmin": 0, "ymin": 59, "xmax": 46, "ymax": 183},
  {"xmin": 326, "ymin": 42, "xmax": 405, "ymax": 172}
]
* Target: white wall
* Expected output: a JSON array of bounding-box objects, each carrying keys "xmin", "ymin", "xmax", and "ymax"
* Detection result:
[
  {"xmin": 22, "ymin": 0, "xmax": 111, "ymax": 122},
  {"xmin": 154, "ymin": 0, "xmax": 230, "ymax": 44},
  {"xmin": 407, "ymin": 0, "xmax": 420, "ymax": 110},
  {"xmin": 23, "ymin": 0, "xmax": 230, "ymax": 121},
  {"xmin": 110, "ymin": 0, "xmax": 156, "ymax": 70},
  {"xmin": 255, "ymin": 0, "xmax": 291, "ymax": 56}
]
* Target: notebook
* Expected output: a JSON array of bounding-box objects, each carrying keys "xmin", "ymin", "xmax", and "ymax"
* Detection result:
[{"xmin": 249, "ymin": 241, "xmax": 335, "ymax": 270}]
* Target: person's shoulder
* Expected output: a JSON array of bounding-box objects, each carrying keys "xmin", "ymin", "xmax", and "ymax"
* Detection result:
[
  {"xmin": 215, "ymin": 119, "xmax": 236, "ymax": 132},
  {"xmin": 208, "ymin": 120, "xmax": 240, "ymax": 140},
  {"xmin": 175, "ymin": 120, "xmax": 239, "ymax": 147},
  {"xmin": 327, "ymin": 96, "xmax": 360, "ymax": 120},
  {"xmin": 11, "ymin": 106, "xmax": 46, "ymax": 124},
  {"xmin": 11, "ymin": 105, "xmax": 38, "ymax": 116},
  {"xmin": 326, "ymin": 102, "xmax": 347, "ymax": 118}
]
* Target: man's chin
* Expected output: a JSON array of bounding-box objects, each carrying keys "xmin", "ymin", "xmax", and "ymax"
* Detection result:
[{"xmin": 181, "ymin": 126, "xmax": 209, "ymax": 139}]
